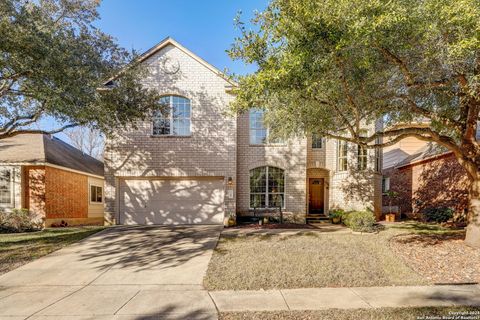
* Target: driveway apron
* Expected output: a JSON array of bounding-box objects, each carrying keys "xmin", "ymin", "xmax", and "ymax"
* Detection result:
[{"xmin": 0, "ymin": 225, "xmax": 222, "ymax": 320}]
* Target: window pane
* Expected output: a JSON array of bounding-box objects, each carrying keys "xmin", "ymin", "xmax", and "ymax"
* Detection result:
[
  {"xmin": 96, "ymin": 187, "xmax": 103, "ymax": 202},
  {"xmin": 91, "ymin": 186, "xmax": 103, "ymax": 203},
  {"xmin": 312, "ymin": 134, "xmax": 323, "ymax": 148},
  {"xmin": 250, "ymin": 194, "xmax": 266, "ymax": 208},
  {"xmin": 250, "ymin": 128, "xmax": 267, "ymax": 144},
  {"xmin": 269, "ymin": 193, "xmax": 284, "ymax": 208},
  {"xmin": 338, "ymin": 141, "xmax": 348, "ymax": 171},
  {"xmin": 357, "ymin": 145, "xmax": 367, "ymax": 170},
  {"xmin": 153, "ymin": 96, "xmax": 191, "ymax": 136},
  {"xmin": 249, "ymin": 109, "xmax": 268, "ymax": 144},
  {"xmin": 173, "ymin": 119, "xmax": 191, "ymax": 136},
  {"xmin": 152, "ymin": 111, "xmax": 170, "ymax": 135},
  {"xmin": 268, "ymin": 167, "xmax": 285, "ymax": 193},
  {"xmin": 0, "ymin": 169, "xmax": 11, "ymax": 204},
  {"xmin": 90, "ymin": 185, "xmax": 96, "ymax": 202},
  {"xmin": 250, "ymin": 167, "xmax": 266, "ymax": 193}
]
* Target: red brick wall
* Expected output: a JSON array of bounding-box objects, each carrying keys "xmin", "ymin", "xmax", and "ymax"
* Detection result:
[
  {"xmin": 385, "ymin": 153, "xmax": 469, "ymax": 218},
  {"xmin": 44, "ymin": 166, "xmax": 88, "ymax": 219},
  {"xmin": 24, "ymin": 166, "xmax": 46, "ymax": 218}
]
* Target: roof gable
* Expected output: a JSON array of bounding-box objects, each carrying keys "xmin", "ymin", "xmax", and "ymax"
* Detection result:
[
  {"xmin": 139, "ymin": 37, "xmax": 236, "ymax": 86},
  {"xmin": 104, "ymin": 37, "xmax": 237, "ymax": 88}
]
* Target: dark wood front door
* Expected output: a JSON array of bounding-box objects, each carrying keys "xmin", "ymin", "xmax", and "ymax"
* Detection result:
[{"xmin": 309, "ymin": 178, "xmax": 324, "ymax": 214}]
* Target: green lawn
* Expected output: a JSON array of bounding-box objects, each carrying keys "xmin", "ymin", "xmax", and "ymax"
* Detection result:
[
  {"xmin": 204, "ymin": 222, "xmax": 462, "ymax": 290},
  {"xmin": 219, "ymin": 307, "xmax": 480, "ymax": 320},
  {"xmin": 0, "ymin": 226, "xmax": 105, "ymax": 275}
]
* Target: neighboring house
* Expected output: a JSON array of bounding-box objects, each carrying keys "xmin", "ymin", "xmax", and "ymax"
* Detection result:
[
  {"xmin": 104, "ymin": 37, "xmax": 383, "ymax": 225},
  {"xmin": 0, "ymin": 133, "xmax": 105, "ymax": 226},
  {"xmin": 385, "ymin": 146, "xmax": 469, "ymax": 218},
  {"xmin": 382, "ymin": 126, "xmax": 479, "ymax": 219}
]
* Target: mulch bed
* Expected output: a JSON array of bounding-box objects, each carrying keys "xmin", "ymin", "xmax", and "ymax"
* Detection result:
[
  {"xmin": 231, "ymin": 223, "xmax": 317, "ymax": 229},
  {"xmin": 390, "ymin": 232, "xmax": 480, "ymax": 284}
]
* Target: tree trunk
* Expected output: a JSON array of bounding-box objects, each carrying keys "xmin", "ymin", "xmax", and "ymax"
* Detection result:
[{"xmin": 465, "ymin": 177, "xmax": 480, "ymax": 248}]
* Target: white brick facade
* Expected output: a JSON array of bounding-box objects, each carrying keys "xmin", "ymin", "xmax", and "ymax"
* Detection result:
[{"xmin": 104, "ymin": 38, "xmax": 382, "ymax": 224}]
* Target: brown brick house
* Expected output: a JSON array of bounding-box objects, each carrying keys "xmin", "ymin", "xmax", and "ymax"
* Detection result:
[
  {"xmin": 383, "ymin": 144, "xmax": 469, "ymax": 219},
  {"xmin": 0, "ymin": 133, "xmax": 105, "ymax": 226}
]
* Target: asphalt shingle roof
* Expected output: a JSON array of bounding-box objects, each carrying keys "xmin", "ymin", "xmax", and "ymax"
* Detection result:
[{"xmin": 0, "ymin": 133, "xmax": 103, "ymax": 176}]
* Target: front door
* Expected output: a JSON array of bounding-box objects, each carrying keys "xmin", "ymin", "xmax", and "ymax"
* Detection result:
[{"xmin": 309, "ymin": 178, "xmax": 324, "ymax": 214}]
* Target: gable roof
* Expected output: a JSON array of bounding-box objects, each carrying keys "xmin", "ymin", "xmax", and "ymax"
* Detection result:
[
  {"xmin": 395, "ymin": 143, "xmax": 450, "ymax": 169},
  {"xmin": 0, "ymin": 134, "xmax": 104, "ymax": 177},
  {"xmin": 105, "ymin": 37, "xmax": 237, "ymax": 87}
]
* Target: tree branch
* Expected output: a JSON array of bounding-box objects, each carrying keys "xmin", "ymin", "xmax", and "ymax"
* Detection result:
[{"xmin": 0, "ymin": 123, "xmax": 79, "ymax": 139}]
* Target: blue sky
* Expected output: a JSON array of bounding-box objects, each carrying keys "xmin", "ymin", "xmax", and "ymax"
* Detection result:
[
  {"xmin": 54, "ymin": 0, "xmax": 268, "ymax": 143},
  {"xmin": 96, "ymin": 0, "xmax": 268, "ymax": 75}
]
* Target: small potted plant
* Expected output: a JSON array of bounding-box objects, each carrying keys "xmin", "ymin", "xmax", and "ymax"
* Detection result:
[
  {"xmin": 227, "ymin": 212, "xmax": 237, "ymax": 227},
  {"xmin": 329, "ymin": 209, "xmax": 344, "ymax": 224},
  {"xmin": 384, "ymin": 190, "xmax": 399, "ymax": 222}
]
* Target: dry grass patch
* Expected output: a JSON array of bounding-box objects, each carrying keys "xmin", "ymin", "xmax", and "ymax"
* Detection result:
[
  {"xmin": 219, "ymin": 307, "xmax": 480, "ymax": 320},
  {"xmin": 204, "ymin": 227, "xmax": 428, "ymax": 290},
  {"xmin": 0, "ymin": 227, "xmax": 105, "ymax": 275}
]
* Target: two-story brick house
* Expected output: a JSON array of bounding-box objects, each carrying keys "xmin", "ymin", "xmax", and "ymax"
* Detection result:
[{"xmin": 104, "ymin": 37, "xmax": 382, "ymax": 225}]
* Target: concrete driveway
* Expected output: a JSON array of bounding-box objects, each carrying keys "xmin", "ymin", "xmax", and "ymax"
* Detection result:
[{"xmin": 0, "ymin": 225, "xmax": 222, "ymax": 320}]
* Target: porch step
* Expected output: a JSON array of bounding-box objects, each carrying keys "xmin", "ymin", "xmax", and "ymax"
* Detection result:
[
  {"xmin": 307, "ymin": 219, "xmax": 331, "ymax": 224},
  {"xmin": 306, "ymin": 214, "xmax": 330, "ymax": 224}
]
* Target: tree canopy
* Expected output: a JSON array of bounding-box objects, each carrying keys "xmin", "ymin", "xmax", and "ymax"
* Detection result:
[
  {"xmin": 0, "ymin": 0, "xmax": 161, "ymax": 138},
  {"xmin": 229, "ymin": 0, "xmax": 480, "ymax": 246}
]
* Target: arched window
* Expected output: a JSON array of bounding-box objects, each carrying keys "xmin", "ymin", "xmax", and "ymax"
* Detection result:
[
  {"xmin": 250, "ymin": 166, "xmax": 285, "ymax": 208},
  {"xmin": 153, "ymin": 95, "xmax": 191, "ymax": 136}
]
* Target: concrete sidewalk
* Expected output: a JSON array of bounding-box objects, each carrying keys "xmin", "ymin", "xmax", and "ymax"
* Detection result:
[{"xmin": 210, "ymin": 284, "xmax": 480, "ymax": 312}]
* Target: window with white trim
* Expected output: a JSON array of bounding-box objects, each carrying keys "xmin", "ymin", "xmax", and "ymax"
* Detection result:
[
  {"xmin": 312, "ymin": 134, "xmax": 323, "ymax": 149},
  {"xmin": 249, "ymin": 109, "xmax": 283, "ymax": 145},
  {"xmin": 382, "ymin": 177, "xmax": 390, "ymax": 193},
  {"xmin": 357, "ymin": 145, "xmax": 368, "ymax": 170},
  {"xmin": 0, "ymin": 169, "xmax": 12, "ymax": 205},
  {"xmin": 337, "ymin": 140, "xmax": 348, "ymax": 171},
  {"xmin": 152, "ymin": 95, "xmax": 191, "ymax": 136},
  {"xmin": 90, "ymin": 185, "xmax": 103, "ymax": 203},
  {"xmin": 249, "ymin": 166, "xmax": 285, "ymax": 208}
]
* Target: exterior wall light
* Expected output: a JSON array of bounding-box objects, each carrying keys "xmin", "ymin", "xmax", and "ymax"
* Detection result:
[{"xmin": 227, "ymin": 177, "xmax": 233, "ymax": 186}]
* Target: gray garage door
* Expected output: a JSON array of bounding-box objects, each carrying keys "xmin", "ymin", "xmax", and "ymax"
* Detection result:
[{"xmin": 119, "ymin": 178, "xmax": 225, "ymax": 225}]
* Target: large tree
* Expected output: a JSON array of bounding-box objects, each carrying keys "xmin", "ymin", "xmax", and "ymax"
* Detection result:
[
  {"xmin": 0, "ymin": 0, "xmax": 161, "ymax": 138},
  {"xmin": 229, "ymin": 0, "xmax": 480, "ymax": 246}
]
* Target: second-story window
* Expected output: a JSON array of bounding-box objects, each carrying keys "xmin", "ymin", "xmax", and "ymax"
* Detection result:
[
  {"xmin": 312, "ymin": 134, "xmax": 323, "ymax": 149},
  {"xmin": 337, "ymin": 140, "xmax": 348, "ymax": 171},
  {"xmin": 357, "ymin": 145, "xmax": 368, "ymax": 170},
  {"xmin": 153, "ymin": 95, "xmax": 191, "ymax": 136},
  {"xmin": 249, "ymin": 109, "xmax": 267, "ymax": 144},
  {"xmin": 249, "ymin": 109, "xmax": 283, "ymax": 145}
]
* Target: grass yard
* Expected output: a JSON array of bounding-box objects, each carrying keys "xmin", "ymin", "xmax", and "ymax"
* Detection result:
[
  {"xmin": 204, "ymin": 222, "xmax": 464, "ymax": 290},
  {"xmin": 219, "ymin": 306, "xmax": 480, "ymax": 320},
  {"xmin": 0, "ymin": 226, "xmax": 105, "ymax": 275}
]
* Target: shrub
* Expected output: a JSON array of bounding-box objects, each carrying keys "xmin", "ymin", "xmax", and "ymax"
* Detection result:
[
  {"xmin": 329, "ymin": 209, "xmax": 344, "ymax": 219},
  {"xmin": 0, "ymin": 209, "xmax": 43, "ymax": 233},
  {"xmin": 422, "ymin": 207, "xmax": 454, "ymax": 223},
  {"xmin": 344, "ymin": 210, "xmax": 376, "ymax": 232}
]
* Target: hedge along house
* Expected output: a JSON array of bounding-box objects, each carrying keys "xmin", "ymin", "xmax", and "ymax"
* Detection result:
[
  {"xmin": 104, "ymin": 37, "xmax": 383, "ymax": 225},
  {"xmin": 0, "ymin": 133, "xmax": 105, "ymax": 226}
]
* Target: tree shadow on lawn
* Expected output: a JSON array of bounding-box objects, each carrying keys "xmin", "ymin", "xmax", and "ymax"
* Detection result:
[
  {"xmin": 392, "ymin": 232, "xmax": 465, "ymax": 247},
  {"xmin": 388, "ymin": 221, "xmax": 464, "ymax": 234}
]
